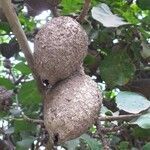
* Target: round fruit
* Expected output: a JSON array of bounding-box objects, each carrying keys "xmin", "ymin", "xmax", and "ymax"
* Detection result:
[
  {"xmin": 44, "ymin": 73, "xmax": 102, "ymax": 144},
  {"xmin": 34, "ymin": 16, "xmax": 88, "ymax": 86}
]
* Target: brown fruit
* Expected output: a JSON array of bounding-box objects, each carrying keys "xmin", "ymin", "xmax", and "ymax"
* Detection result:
[
  {"xmin": 44, "ymin": 72, "xmax": 102, "ymax": 144},
  {"xmin": 34, "ymin": 16, "xmax": 88, "ymax": 86}
]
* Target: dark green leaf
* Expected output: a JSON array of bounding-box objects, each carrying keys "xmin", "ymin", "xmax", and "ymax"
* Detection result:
[
  {"xmin": 0, "ymin": 77, "xmax": 14, "ymax": 89},
  {"xmin": 116, "ymin": 91, "xmax": 150, "ymax": 113},
  {"xmin": 84, "ymin": 55, "xmax": 96, "ymax": 65},
  {"xmin": 136, "ymin": 0, "xmax": 150, "ymax": 10},
  {"xmin": 132, "ymin": 127, "xmax": 150, "ymax": 138},
  {"xmin": 0, "ymin": 22, "xmax": 11, "ymax": 33},
  {"xmin": 0, "ymin": 111, "xmax": 8, "ymax": 118},
  {"xmin": 14, "ymin": 62, "xmax": 32, "ymax": 75},
  {"xmin": 14, "ymin": 120, "xmax": 36, "ymax": 133},
  {"xmin": 118, "ymin": 141, "xmax": 129, "ymax": 150},
  {"xmin": 100, "ymin": 52, "xmax": 135, "ymax": 87}
]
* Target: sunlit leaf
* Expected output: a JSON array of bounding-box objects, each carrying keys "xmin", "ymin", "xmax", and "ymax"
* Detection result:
[
  {"xmin": 61, "ymin": 0, "xmax": 83, "ymax": 14},
  {"xmin": 116, "ymin": 91, "xmax": 150, "ymax": 113},
  {"xmin": 140, "ymin": 41, "xmax": 150, "ymax": 59},
  {"xmin": 14, "ymin": 62, "xmax": 32, "ymax": 75},
  {"xmin": 18, "ymin": 80, "xmax": 41, "ymax": 106},
  {"xmin": 131, "ymin": 113, "xmax": 150, "ymax": 129},
  {"xmin": 5, "ymin": 127, "xmax": 14, "ymax": 134},
  {"xmin": 91, "ymin": 3, "xmax": 129, "ymax": 27}
]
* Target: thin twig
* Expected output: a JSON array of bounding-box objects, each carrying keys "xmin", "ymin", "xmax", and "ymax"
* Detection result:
[
  {"xmin": 100, "ymin": 125, "xmax": 125, "ymax": 133},
  {"xmin": 76, "ymin": 0, "xmax": 91, "ymax": 23},
  {"xmin": 22, "ymin": 113, "xmax": 44, "ymax": 124},
  {"xmin": 99, "ymin": 114, "xmax": 141, "ymax": 122},
  {"xmin": 1, "ymin": 0, "xmax": 44, "ymax": 94}
]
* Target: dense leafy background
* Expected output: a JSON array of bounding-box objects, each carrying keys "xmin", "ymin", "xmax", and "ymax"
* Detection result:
[{"xmin": 0, "ymin": 0, "xmax": 149, "ymax": 149}]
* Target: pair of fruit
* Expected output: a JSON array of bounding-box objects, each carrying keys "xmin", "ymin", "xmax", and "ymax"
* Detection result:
[{"xmin": 34, "ymin": 16, "xmax": 102, "ymax": 144}]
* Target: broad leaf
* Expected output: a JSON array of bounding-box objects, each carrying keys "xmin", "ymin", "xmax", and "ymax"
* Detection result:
[
  {"xmin": 100, "ymin": 52, "xmax": 135, "ymax": 87},
  {"xmin": 136, "ymin": 0, "xmax": 150, "ymax": 10},
  {"xmin": 91, "ymin": 3, "xmax": 128, "ymax": 27},
  {"xmin": 64, "ymin": 138, "xmax": 80, "ymax": 150},
  {"xmin": 81, "ymin": 134, "xmax": 102, "ymax": 150},
  {"xmin": 131, "ymin": 113, "xmax": 150, "ymax": 129},
  {"xmin": 5, "ymin": 127, "xmax": 14, "ymax": 134},
  {"xmin": 143, "ymin": 142, "xmax": 150, "ymax": 150},
  {"xmin": 14, "ymin": 62, "xmax": 32, "ymax": 75},
  {"xmin": 140, "ymin": 41, "xmax": 150, "ymax": 59},
  {"xmin": 0, "ymin": 22, "xmax": 11, "ymax": 33},
  {"xmin": 61, "ymin": 0, "xmax": 83, "ymax": 14},
  {"xmin": 116, "ymin": 91, "xmax": 150, "ymax": 113},
  {"xmin": 18, "ymin": 80, "xmax": 41, "ymax": 106},
  {"xmin": 16, "ymin": 136, "xmax": 35, "ymax": 150},
  {"xmin": 14, "ymin": 120, "xmax": 36, "ymax": 133},
  {"xmin": 0, "ymin": 77, "xmax": 14, "ymax": 89}
]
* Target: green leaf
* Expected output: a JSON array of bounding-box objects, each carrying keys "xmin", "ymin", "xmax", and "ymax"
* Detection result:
[
  {"xmin": 19, "ymin": 13, "xmax": 36, "ymax": 32},
  {"xmin": 140, "ymin": 41, "xmax": 150, "ymax": 59},
  {"xmin": 14, "ymin": 120, "xmax": 36, "ymax": 133},
  {"xmin": 143, "ymin": 142, "xmax": 150, "ymax": 150},
  {"xmin": 131, "ymin": 113, "xmax": 150, "ymax": 129},
  {"xmin": 0, "ymin": 22, "xmax": 11, "ymax": 33},
  {"xmin": 91, "ymin": 3, "xmax": 128, "ymax": 27},
  {"xmin": 64, "ymin": 138, "xmax": 80, "ymax": 150},
  {"xmin": 84, "ymin": 55, "xmax": 96, "ymax": 65},
  {"xmin": 14, "ymin": 62, "xmax": 32, "ymax": 75},
  {"xmin": 132, "ymin": 127, "xmax": 150, "ymax": 138},
  {"xmin": 0, "ymin": 77, "xmax": 14, "ymax": 89},
  {"xmin": 118, "ymin": 141, "xmax": 129, "ymax": 150},
  {"xmin": 116, "ymin": 91, "xmax": 150, "ymax": 113},
  {"xmin": 100, "ymin": 52, "xmax": 135, "ymax": 87},
  {"xmin": 16, "ymin": 136, "xmax": 35, "ymax": 150},
  {"xmin": 136, "ymin": 0, "xmax": 150, "ymax": 10},
  {"xmin": 5, "ymin": 127, "xmax": 14, "ymax": 134},
  {"xmin": 81, "ymin": 134, "xmax": 102, "ymax": 150},
  {"xmin": 0, "ymin": 111, "xmax": 8, "ymax": 118},
  {"xmin": 18, "ymin": 80, "xmax": 41, "ymax": 106},
  {"xmin": 61, "ymin": 0, "xmax": 83, "ymax": 14}
]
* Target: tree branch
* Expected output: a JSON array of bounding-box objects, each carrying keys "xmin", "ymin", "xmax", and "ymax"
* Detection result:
[
  {"xmin": 99, "ymin": 114, "xmax": 141, "ymax": 122},
  {"xmin": 0, "ymin": 0, "xmax": 44, "ymax": 93},
  {"xmin": 50, "ymin": 6, "xmax": 59, "ymax": 17},
  {"xmin": 76, "ymin": 0, "xmax": 91, "ymax": 23},
  {"xmin": 100, "ymin": 125, "xmax": 125, "ymax": 133},
  {"xmin": 22, "ymin": 113, "xmax": 44, "ymax": 124},
  {"xmin": 15, "ymin": 75, "xmax": 25, "ymax": 85},
  {"xmin": 97, "ymin": 121, "xmax": 110, "ymax": 150}
]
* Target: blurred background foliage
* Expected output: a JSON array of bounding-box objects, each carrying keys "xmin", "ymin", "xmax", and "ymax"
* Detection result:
[{"xmin": 0, "ymin": 0, "xmax": 150, "ymax": 149}]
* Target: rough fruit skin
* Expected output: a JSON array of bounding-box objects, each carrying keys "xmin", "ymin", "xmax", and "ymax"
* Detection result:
[
  {"xmin": 44, "ymin": 73, "xmax": 102, "ymax": 144},
  {"xmin": 34, "ymin": 16, "xmax": 88, "ymax": 86}
]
